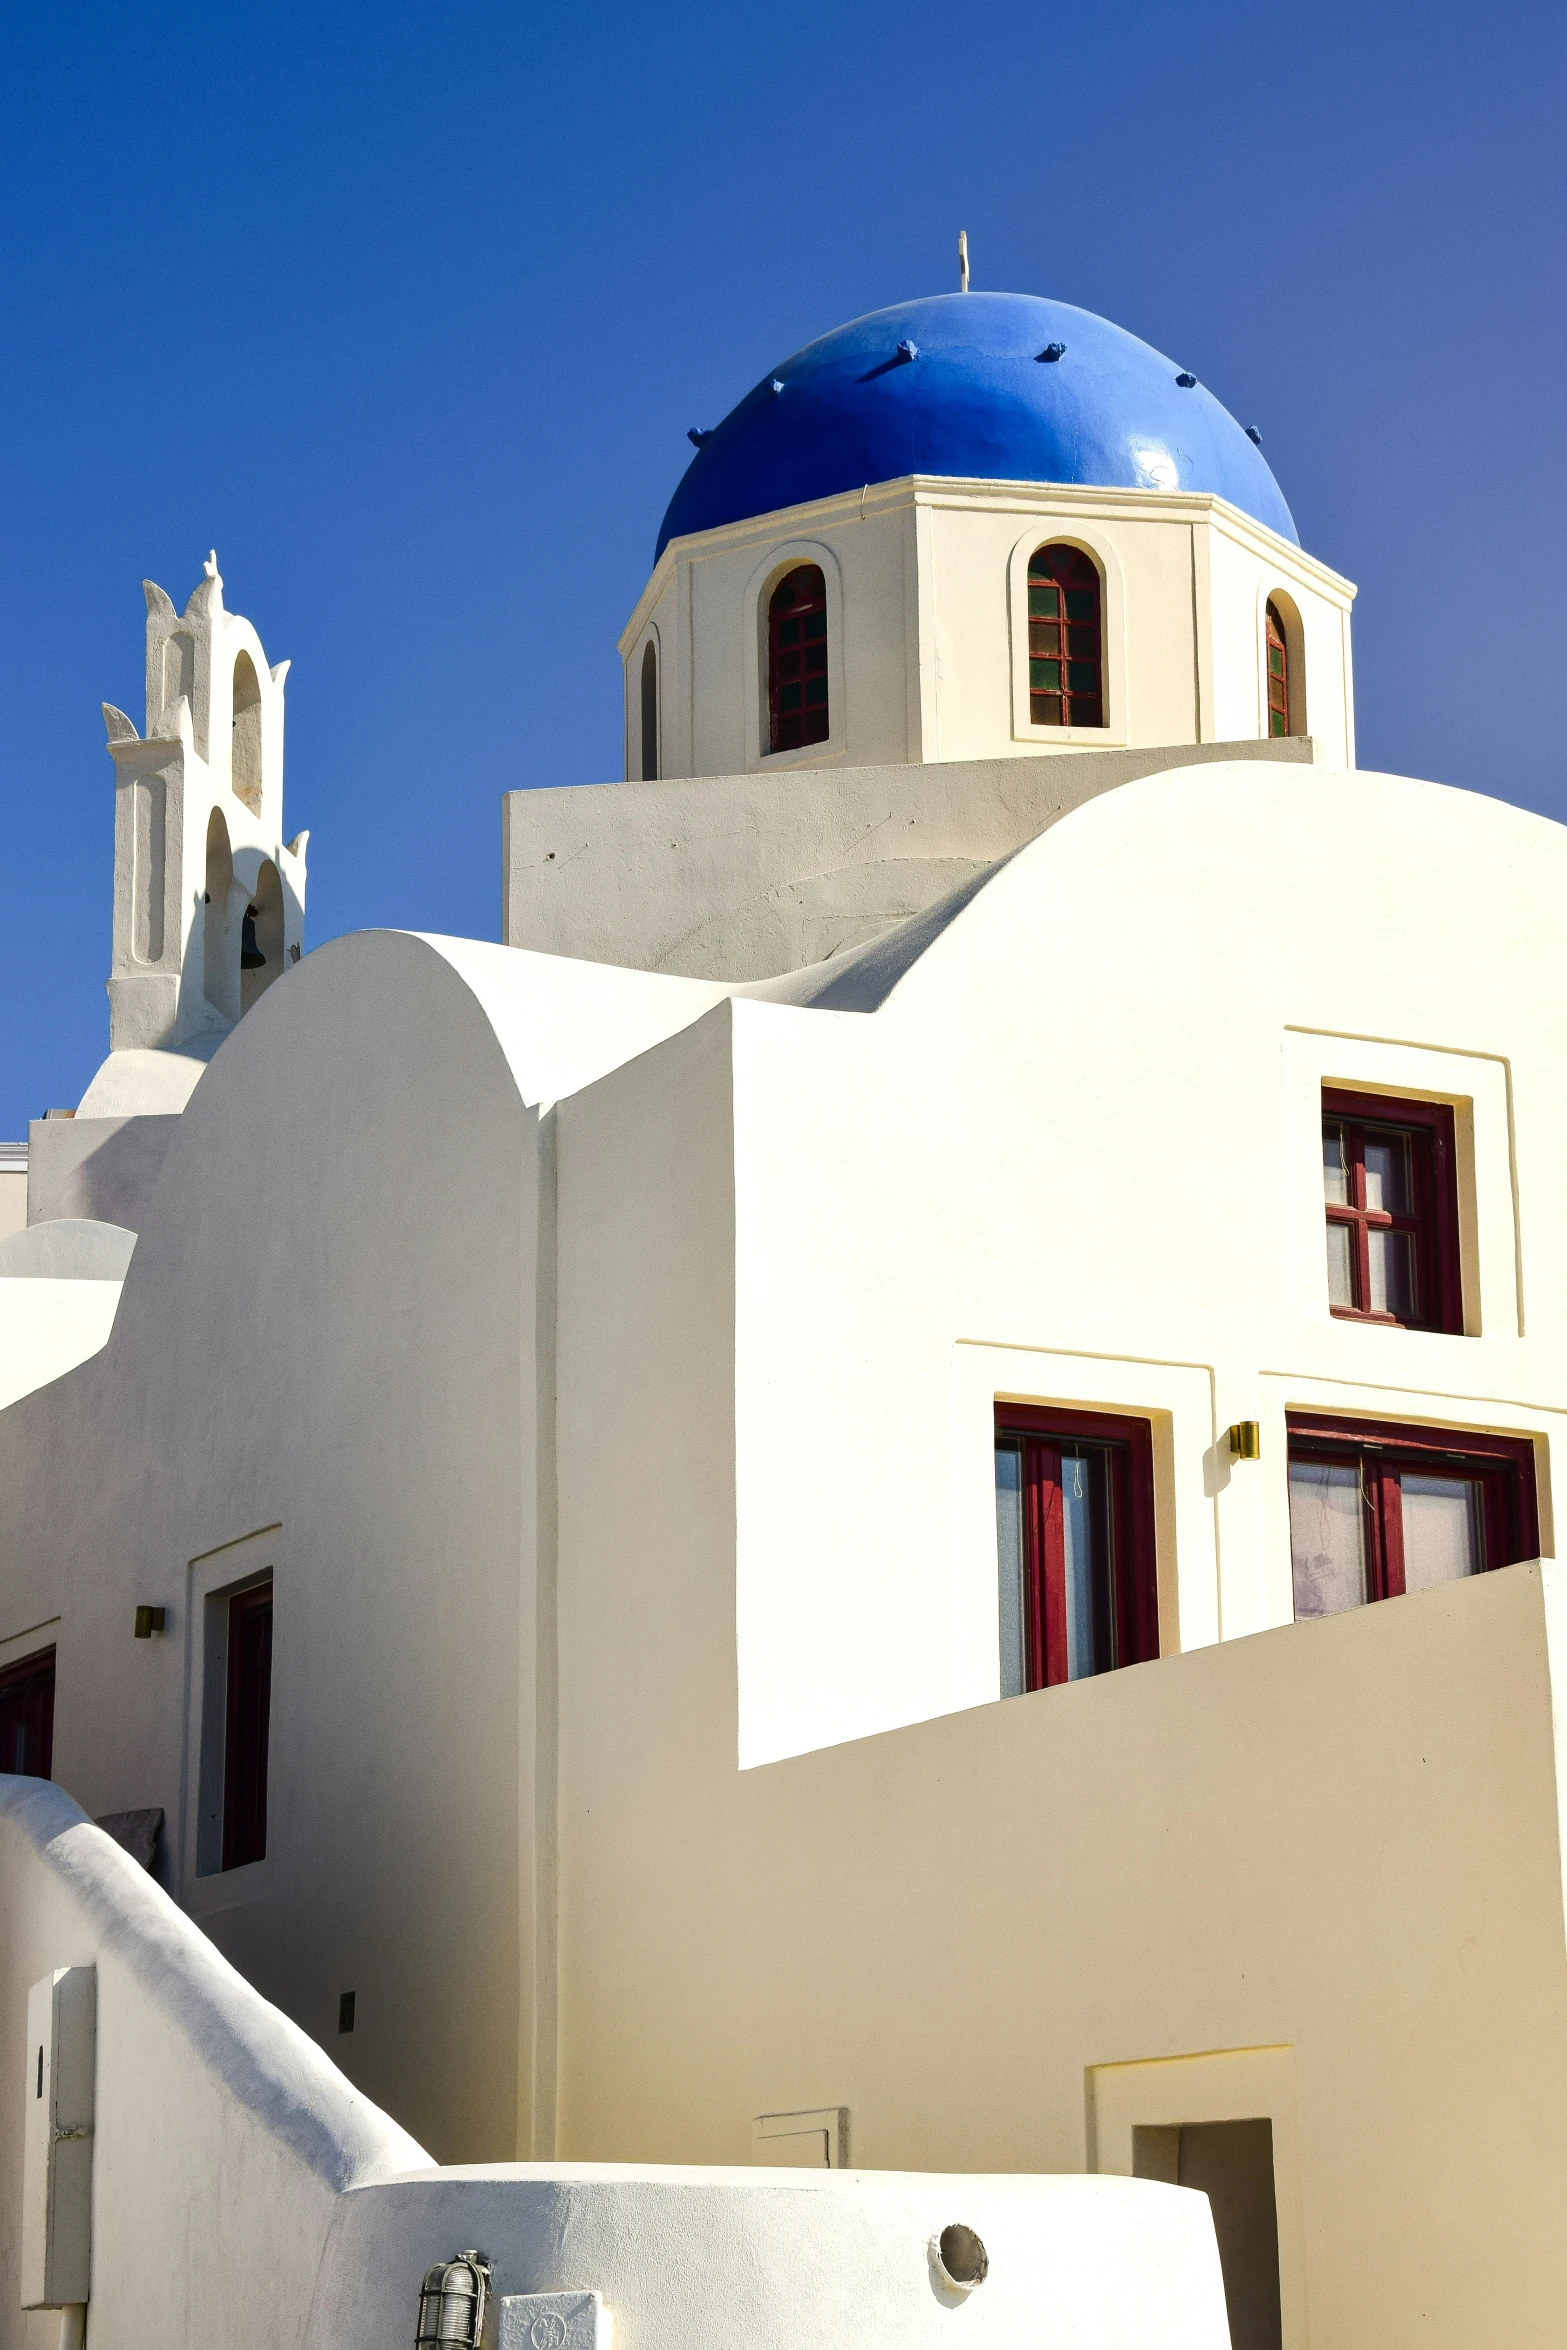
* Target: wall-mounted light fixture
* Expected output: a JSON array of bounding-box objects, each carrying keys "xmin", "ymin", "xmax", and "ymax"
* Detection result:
[
  {"xmin": 132, "ymin": 1607, "xmax": 165, "ymax": 1639},
  {"xmin": 1227, "ymin": 1422, "xmax": 1261, "ymax": 1461},
  {"xmin": 417, "ymin": 2253, "xmax": 493, "ymax": 2350}
]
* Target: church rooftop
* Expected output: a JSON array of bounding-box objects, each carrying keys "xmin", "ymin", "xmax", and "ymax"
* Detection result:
[{"xmin": 657, "ymin": 290, "xmax": 1297, "ymax": 558}]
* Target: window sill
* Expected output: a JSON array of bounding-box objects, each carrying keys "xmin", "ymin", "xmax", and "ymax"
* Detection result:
[
  {"xmin": 1327, "ymin": 1307, "xmax": 1465, "ymax": 1337},
  {"xmin": 752, "ymin": 741, "xmax": 846, "ymax": 773},
  {"xmin": 1010, "ymin": 722, "xmax": 1128, "ymax": 750},
  {"xmin": 182, "ymin": 1852, "xmax": 274, "ymax": 1916}
]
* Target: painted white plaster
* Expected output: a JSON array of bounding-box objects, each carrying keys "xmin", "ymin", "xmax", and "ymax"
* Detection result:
[
  {"xmin": 0, "ymin": 1281, "xmax": 123, "ymax": 1411},
  {"xmin": 94, "ymin": 559, "xmax": 306, "ymax": 1113},
  {"xmin": 77, "ymin": 1047, "xmax": 216, "ymax": 1119},
  {"xmin": 0, "ymin": 1223, "xmax": 135, "ymax": 1281},
  {"xmin": 307, "ymin": 2166, "xmax": 1229, "ymax": 2350},
  {"xmin": 0, "ymin": 1778, "xmax": 429, "ymax": 2350},
  {"xmin": 620, "ymin": 477, "xmax": 1354, "ymax": 779},
  {"xmin": 503, "ymin": 736, "xmax": 1322, "ymax": 982},
  {"xmin": 9, "ymin": 737, "xmax": 1567, "ymax": 2349},
  {"xmin": 0, "ymin": 1781, "xmax": 1229, "ymax": 2350}
]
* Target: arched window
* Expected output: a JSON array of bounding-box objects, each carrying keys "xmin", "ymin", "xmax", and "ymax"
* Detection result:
[
  {"xmin": 767, "ymin": 565, "xmax": 829, "ymax": 753},
  {"xmin": 640, "ymin": 640, "xmax": 659, "ymax": 781},
  {"xmin": 1027, "ymin": 546, "xmax": 1103, "ymax": 728},
  {"xmin": 1266, "ymin": 600, "xmax": 1290, "ymax": 736}
]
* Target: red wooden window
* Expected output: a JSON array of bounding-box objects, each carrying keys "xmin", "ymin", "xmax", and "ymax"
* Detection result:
[
  {"xmin": 222, "ymin": 1579, "xmax": 273, "ymax": 1870},
  {"xmin": 1027, "ymin": 545, "xmax": 1104, "ymax": 728},
  {"xmin": 994, "ymin": 1406, "xmax": 1157, "ymax": 1691},
  {"xmin": 0, "ymin": 1647, "xmax": 54, "ymax": 1777},
  {"xmin": 1266, "ymin": 601, "xmax": 1290, "ymax": 736},
  {"xmin": 1321, "ymin": 1089, "xmax": 1460, "ymax": 1333},
  {"xmin": 767, "ymin": 565, "xmax": 829, "ymax": 753},
  {"xmin": 1287, "ymin": 1413, "xmax": 1537, "ymax": 1620}
]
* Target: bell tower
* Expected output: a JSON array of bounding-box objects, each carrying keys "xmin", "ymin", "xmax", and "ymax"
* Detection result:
[{"xmin": 99, "ymin": 554, "xmax": 307, "ymax": 1068}]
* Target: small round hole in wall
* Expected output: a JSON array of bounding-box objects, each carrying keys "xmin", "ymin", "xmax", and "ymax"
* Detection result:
[{"xmin": 934, "ymin": 2224, "xmax": 989, "ymax": 2291}]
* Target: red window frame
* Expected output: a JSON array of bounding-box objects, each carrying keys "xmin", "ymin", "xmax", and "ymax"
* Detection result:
[
  {"xmin": 1322, "ymin": 1087, "xmax": 1461, "ymax": 1334},
  {"xmin": 767, "ymin": 565, "xmax": 829, "ymax": 754},
  {"xmin": 1266, "ymin": 600, "xmax": 1290, "ymax": 736},
  {"xmin": 1027, "ymin": 544, "xmax": 1104, "ymax": 729},
  {"xmin": 1286, "ymin": 1412, "xmax": 1538, "ymax": 1610},
  {"xmin": 222, "ymin": 1579, "xmax": 273, "ymax": 1870},
  {"xmin": 994, "ymin": 1405, "xmax": 1157, "ymax": 1687},
  {"xmin": 0, "ymin": 1646, "xmax": 55, "ymax": 1777}
]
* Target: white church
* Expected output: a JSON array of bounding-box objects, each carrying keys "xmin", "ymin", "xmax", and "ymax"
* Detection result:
[{"xmin": 2, "ymin": 276, "xmax": 1565, "ymax": 2350}]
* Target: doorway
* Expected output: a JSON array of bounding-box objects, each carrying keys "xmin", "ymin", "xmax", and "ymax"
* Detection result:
[{"xmin": 1135, "ymin": 2118, "xmax": 1282, "ymax": 2350}]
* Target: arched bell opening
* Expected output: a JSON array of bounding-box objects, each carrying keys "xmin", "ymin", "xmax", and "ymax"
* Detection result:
[
  {"xmin": 240, "ymin": 859, "xmax": 285, "ymax": 1017},
  {"xmin": 202, "ymin": 808, "xmax": 239, "ymax": 1023},
  {"xmin": 231, "ymin": 652, "xmax": 264, "ymax": 813}
]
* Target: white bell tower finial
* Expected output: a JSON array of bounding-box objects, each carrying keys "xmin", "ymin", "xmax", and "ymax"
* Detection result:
[
  {"xmin": 958, "ymin": 230, "xmax": 970, "ymax": 293},
  {"xmin": 204, "ymin": 549, "xmax": 221, "ymax": 584}
]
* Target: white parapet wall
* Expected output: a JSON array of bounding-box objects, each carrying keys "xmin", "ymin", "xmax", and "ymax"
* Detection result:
[
  {"xmin": 0, "ymin": 1779, "xmax": 431, "ymax": 2350},
  {"xmin": 306, "ymin": 2165, "xmax": 1232, "ymax": 2350},
  {"xmin": 0, "ymin": 1780, "xmax": 1231, "ymax": 2350}
]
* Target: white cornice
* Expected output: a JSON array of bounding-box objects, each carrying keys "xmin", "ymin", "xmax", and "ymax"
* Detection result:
[{"xmin": 620, "ymin": 474, "xmax": 1353, "ymax": 649}]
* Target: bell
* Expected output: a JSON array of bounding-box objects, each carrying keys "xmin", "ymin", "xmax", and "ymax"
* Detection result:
[{"xmin": 240, "ymin": 907, "xmax": 266, "ymax": 970}]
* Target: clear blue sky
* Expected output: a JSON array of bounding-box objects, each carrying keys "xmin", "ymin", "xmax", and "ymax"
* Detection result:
[{"xmin": 1, "ymin": 1, "xmax": 1562, "ymax": 1133}]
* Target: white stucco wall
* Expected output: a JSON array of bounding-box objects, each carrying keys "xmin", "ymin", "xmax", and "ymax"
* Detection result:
[
  {"xmin": 308, "ymin": 2165, "xmax": 1230, "ymax": 2350},
  {"xmin": 10, "ymin": 753, "xmax": 1567, "ymax": 2343},
  {"xmin": 0, "ymin": 1163, "xmax": 26, "ymax": 1246},
  {"xmin": 0, "ymin": 1282, "xmax": 123, "ymax": 1413},
  {"xmin": 103, "ymin": 566, "xmax": 305, "ymax": 1064},
  {"xmin": 0, "ymin": 931, "xmax": 747, "ymax": 2163},
  {"xmin": 539, "ymin": 759, "xmax": 1567, "ymax": 2342},
  {"xmin": 0, "ymin": 1778, "xmax": 429, "ymax": 2350},
  {"xmin": 0, "ymin": 938, "xmax": 543, "ymax": 2160},
  {"xmin": 620, "ymin": 478, "xmax": 1354, "ymax": 779},
  {"xmin": 549, "ymin": 1548, "xmax": 1567, "ymax": 2350},
  {"xmin": 0, "ymin": 1786, "xmax": 1230, "ymax": 2350},
  {"xmin": 503, "ymin": 736, "xmax": 1321, "ymax": 982}
]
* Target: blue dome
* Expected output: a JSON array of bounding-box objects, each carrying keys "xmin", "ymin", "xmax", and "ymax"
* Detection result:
[{"xmin": 657, "ymin": 291, "xmax": 1296, "ymax": 558}]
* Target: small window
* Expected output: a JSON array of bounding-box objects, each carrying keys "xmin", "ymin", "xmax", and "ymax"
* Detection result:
[
  {"xmin": 1287, "ymin": 1414, "xmax": 1538, "ymax": 1620},
  {"xmin": 222, "ymin": 1580, "xmax": 273, "ymax": 1869},
  {"xmin": 639, "ymin": 640, "xmax": 659, "ymax": 781},
  {"xmin": 0, "ymin": 1647, "xmax": 55, "ymax": 1777},
  {"xmin": 1027, "ymin": 545, "xmax": 1104, "ymax": 728},
  {"xmin": 1321, "ymin": 1089, "xmax": 1460, "ymax": 1332},
  {"xmin": 767, "ymin": 565, "xmax": 829, "ymax": 754},
  {"xmin": 1265, "ymin": 601, "xmax": 1290, "ymax": 737},
  {"xmin": 994, "ymin": 1407, "xmax": 1157, "ymax": 1691}
]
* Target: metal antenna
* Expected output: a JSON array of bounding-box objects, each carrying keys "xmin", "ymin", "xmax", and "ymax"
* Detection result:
[{"xmin": 958, "ymin": 230, "xmax": 970, "ymax": 292}]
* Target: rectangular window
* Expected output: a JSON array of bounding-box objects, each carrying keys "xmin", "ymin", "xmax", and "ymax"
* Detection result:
[
  {"xmin": 994, "ymin": 1406, "xmax": 1157, "ymax": 1692},
  {"xmin": 221, "ymin": 1580, "xmax": 272, "ymax": 1870},
  {"xmin": 0, "ymin": 1647, "xmax": 55, "ymax": 1777},
  {"xmin": 1287, "ymin": 1414, "xmax": 1537, "ymax": 1620},
  {"xmin": 1321, "ymin": 1088, "xmax": 1460, "ymax": 1332}
]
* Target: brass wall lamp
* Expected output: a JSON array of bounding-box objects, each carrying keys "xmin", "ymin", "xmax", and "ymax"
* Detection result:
[{"xmin": 1227, "ymin": 1421, "xmax": 1261, "ymax": 1461}]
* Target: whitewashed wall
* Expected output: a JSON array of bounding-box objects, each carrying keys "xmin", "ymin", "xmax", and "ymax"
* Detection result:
[{"xmin": 620, "ymin": 478, "xmax": 1354, "ymax": 779}]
